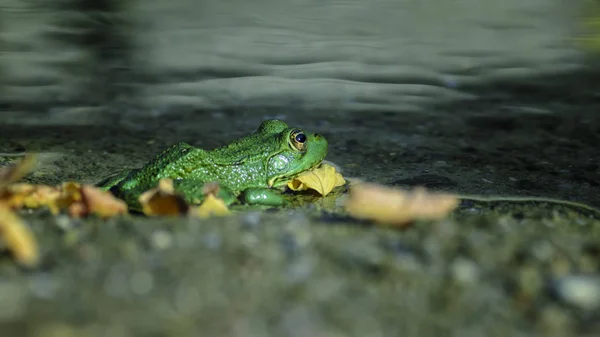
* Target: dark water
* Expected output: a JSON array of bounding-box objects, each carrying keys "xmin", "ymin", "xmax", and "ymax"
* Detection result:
[{"xmin": 0, "ymin": 0, "xmax": 584, "ymax": 121}]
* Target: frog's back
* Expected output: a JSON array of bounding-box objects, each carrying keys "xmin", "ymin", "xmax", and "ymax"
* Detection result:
[
  {"xmin": 103, "ymin": 119, "xmax": 291, "ymax": 193},
  {"xmin": 119, "ymin": 142, "xmax": 211, "ymax": 189}
]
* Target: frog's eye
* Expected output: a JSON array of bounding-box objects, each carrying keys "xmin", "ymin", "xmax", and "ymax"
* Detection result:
[{"xmin": 290, "ymin": 129, "xmax": 307, "ymax": 151}]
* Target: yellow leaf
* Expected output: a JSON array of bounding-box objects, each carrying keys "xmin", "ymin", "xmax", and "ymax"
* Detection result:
[
  {"xmin": 0, "ymin": 204, "xmax": 39, "ymax": 267},
  {"xmin": 287, "ymin": 164, "xmax": 346, "ymax": 196},
  {"xmin": 194, "ymin": 194, "xmax": 231, "ymax": 219},
  {"xmin": 1, "ymin": 183, "xmax": 62, "ymax": 214},
  {"xmin": 345, "ymin": 183, "xmax": 459, "ymax": 228},
  {"xmin": 138, "ymin": 179, "xmax": 189, "ymax": 216},
  {"xmin": 0, "ymin": 154, "xmax": 36, "ymax": 190}
]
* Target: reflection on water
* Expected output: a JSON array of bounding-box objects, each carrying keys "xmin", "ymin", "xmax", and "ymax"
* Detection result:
[{"xmin": 0, "ymin": 0, "xmax": 585, "ymax": 121}]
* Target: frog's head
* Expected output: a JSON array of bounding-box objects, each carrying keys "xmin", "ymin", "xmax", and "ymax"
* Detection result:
[{"xmin": 263, "ymin": 121, "xmax": 328, "ymax": 188}]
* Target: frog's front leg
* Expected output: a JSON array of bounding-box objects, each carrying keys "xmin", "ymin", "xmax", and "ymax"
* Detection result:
[{"xmin": 240, "ymin": 187, "xmax": 286, "ymax": 206}]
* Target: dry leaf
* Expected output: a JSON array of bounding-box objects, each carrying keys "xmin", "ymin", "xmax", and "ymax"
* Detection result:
[
  {"xmin": 1, "ymin": 183, "xmax": 60, "ymax": 212},
  {"xmin": 193, "ymin": 194, "xmax": 231, "ymax": 219},
  {"xmin": 77, "ymin": 185, "xmax": 128, "ymax": 218},
  {"xmin": 0, "ymin": 204, "xmax": 39, "ymax": 267},
  {"xmin": 287, "ymin": 164, "xmax": 346, "ymax": 196},
  {"xmin": 0, "ymin": 181, "xmax": 127, "ymax": 218},
  {"xmin": 345, "ymin": 183, "xmax": 459, "ymax": 227},
  {"xmin": 157, "ymin": 178, "xmax": 175, "ymax": 193},
  {"xmin": 138, "ymin": 179, "xmax": 189, "ymax": 216},
  {"xmin": 0, "ymin": 154, "xmax": 36, "ymax": 190}
]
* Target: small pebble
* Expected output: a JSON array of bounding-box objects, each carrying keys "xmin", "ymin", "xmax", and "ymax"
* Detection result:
[
  {"xmin": 241, "ymin": 232, "xmax": 260, "ymax": 249},
  {"xmin": 241, "ymin": 212, "xmax": 261, "ymax": 231},
  {"xmin": 55, "ymin": 215, "xmax": 78, "ymax": 231},
  {"xmin": 33, "ymin": 323, "xmax": 77, "ymax": 337},
  {"xmin": 451, "ymin": 257, "xmax": 480, "ymax": 285},
  {"xmin": 28, "ymin": 273, "xmax": 60, "ymax": 299},
  {"xmin": 151, "ymin": 230, "xmax": 173, "ymax": 250},
  {"xmin": 433, "ymin": 160, "xmax": 448, "ymax": 168},
  {"xmin": 538, "ymin": 305, "xmax": 574, "ymax": 337},
  {"xmin": 530, "ymin": 240, "xmax": 555, "ymax": 263},
  {"xmin": 174, "ymin": 284, "xmax": 201, "ymax": 314},
  {"xmin": 104, "ymin": 265, "xmax": 131, "ymax": 298},
  {"xmin": 203, "ymin": 232, "xmax": 222, "ymax": 250},
  {"xmin": 130, "ymin": 271, "xmax": 154, "ymax": 296},
  {"xmin": 285, "ymin": 255, "xmax": 316, "ymax": 285},
  {"xmin": 0, "ymin": 282, "xmax": 27, "ymax": 321},
  {"xmin": 518, "ymin": 265, "xmax": 543, "ymax": 297},
  {"xmin": 278, "ymin": 305, "xmax": 321, "ymax": 337},
  {"xmin": 554, "ymin": 275, "xmax": 600, "ymax": 311}
]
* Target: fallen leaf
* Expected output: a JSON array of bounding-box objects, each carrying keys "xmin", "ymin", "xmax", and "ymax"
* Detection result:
[
  {"xmin": 1, "ymin": 183, "xmax": 59, "ymax": 211},
  {"xmin": 138, "ymin": 179, "xmax": 189, "ymax": 216},
  {"xmin": 345, "ymin": 183, "xmax": 459, "ymax": 227},
  {"xmin": 193, "ymin": 194, "xmax": 231, "ymax": 219},
  {"xmin": 0, "ymin": 154, "xmax": 36, "ymax": 190},
  {"xmin": 287, "ymin": 164, "xmax": 346, "ymax": 196},
  {"xmin": 0, "ymin": 204, "xmax": 39, "ymax": 267},
  {"xmin": 77, "ymin": 185, "xmax": 128, "ymax": 218},
  {"xmin": 0, "ymin": 181, "xmax": 127, "ymax": 219},
  {"xmin": 157, "ymin": 178, "xmax": 175, "ymax": 193}
]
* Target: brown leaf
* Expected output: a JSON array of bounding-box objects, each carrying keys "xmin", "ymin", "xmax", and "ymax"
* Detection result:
[
  {"xmin": 138, "ymin": 179, "xmax": 189, "ymax": 216},
  {"xmin": 78, "ymin": 185, "xmax": 128, "ymax": 218},
  {"xmin": 345, "ymin": 183, "xmax": 459, "ymax": 228}
]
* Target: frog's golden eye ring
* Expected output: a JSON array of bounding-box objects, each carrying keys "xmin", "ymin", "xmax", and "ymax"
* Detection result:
[{"xmin": 289, "ymin": 129, "xmax": 307, "ymax": 151}]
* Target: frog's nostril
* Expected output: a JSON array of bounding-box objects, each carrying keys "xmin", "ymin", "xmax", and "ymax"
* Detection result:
[{"xmin": 315, "ymin": 133, "xmax": 321, "ymax": 138}]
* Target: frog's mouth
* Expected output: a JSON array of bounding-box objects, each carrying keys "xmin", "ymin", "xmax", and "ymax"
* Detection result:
[{"xmin": 267, "ymin": 160, "xmax": 324, "ymax": 188}]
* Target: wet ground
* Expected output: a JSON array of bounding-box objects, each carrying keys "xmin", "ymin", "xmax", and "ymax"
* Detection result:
[{"xmin": 0, "ymin": 70, "xmax": 599, "ymax": 337}]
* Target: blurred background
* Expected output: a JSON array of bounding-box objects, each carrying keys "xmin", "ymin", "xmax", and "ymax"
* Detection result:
[{"xmin": 1, "ymin": 0, "xmax": 598, "ymax": 125}]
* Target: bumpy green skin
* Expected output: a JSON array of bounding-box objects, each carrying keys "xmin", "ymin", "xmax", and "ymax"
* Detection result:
[{"xmin": 96, "ymin": 120, "xmax": 328, "ymax": 210}]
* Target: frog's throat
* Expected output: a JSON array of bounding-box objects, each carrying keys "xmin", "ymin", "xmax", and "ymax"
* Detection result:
[{"xmin": 267, "ymin": 160, "xmax": 324, "ymax": 188}]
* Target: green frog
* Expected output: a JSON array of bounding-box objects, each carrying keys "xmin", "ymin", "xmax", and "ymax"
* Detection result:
[{"xmin": 96, "ymin": 119, "xmax": 328, "ymax": 210}]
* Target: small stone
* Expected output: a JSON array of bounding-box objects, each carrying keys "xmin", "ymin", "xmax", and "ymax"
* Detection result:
[
  {"xmin": 551, "ymin": 256, "xmax": 572, "ymax": 278},
  {"xmin": 451, "ymin": 257, "xmax": 480, "ymax": 285},
  {"xmin": 537, "ymin": 305, "xmax": 574, "ymax": 337},
  {"xmin": 241, "ymin": 211, "xmax": 261, "ymax": 230},
  {"xmin": 518, "ymin": 265, "xmax": 543, "ymax": 297},
  {"xmin": 554, "ymin": 275, "xmax": 600, "ymax": 311},
  {"xmin": 285, "ymin": 255, "xmax": 316, "ymax": 285},
  {"xmin": 151, "ymin": 230, "xmax": 173, "ymax": 250},
  {"xmin": 130, "ymin": 271, "xmax": 154, "ymax": 295},
  {"xmin": 33, "ymin": 323, "xmax": 77, "ymax": 337},
  {"xmin": 55, "ymin": 215, "xmax": 78, "ymax": 231},
  {"xmin": 530, "ymin": 240, "xmax": 555, "ymax": 263},
  {"xmin": 241, "ymin": 232, "xmax": 260, "ymax": 249},
  {"xmin": 433, "ymin": 160, "xmax": 448, "ymax": 168},
  {"xmin": 0, "ymin": 282, "xmax": 27, "ymax": 321},
  {"xmin": 203, "ymin": 232, "xmax": 222, "ymax": 250},
  {"xmin": 28, "ymin": 273, "xmax": 60, "ymax": 299},
  {"xmin": 277, "ymin": 305, "xmax": 321, "ymax": 337},
  {"xmin": 103, "ymin": 265, "xmax": 131, "ymax": 298}
]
